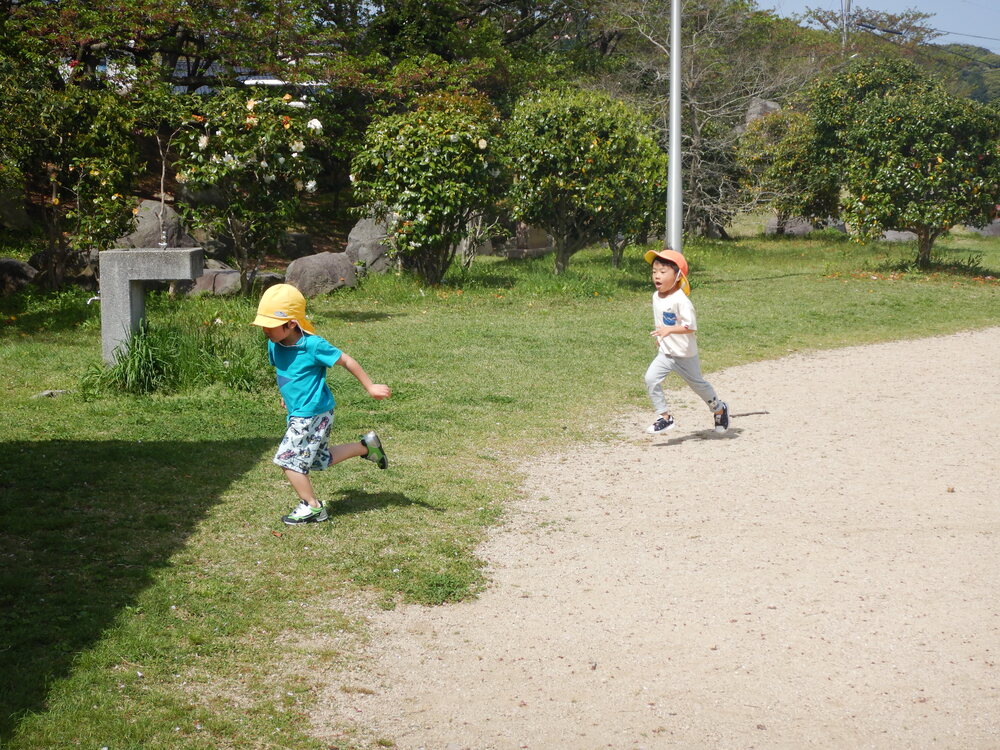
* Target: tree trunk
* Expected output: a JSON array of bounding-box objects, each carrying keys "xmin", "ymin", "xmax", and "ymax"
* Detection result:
[
  {"xmin": 554, "ymin": 240, "xmax": 571, "ymax": 275},
  {"xmin": 609, "ymin": 237, "xmax": 624, "ymax": 269},
  {"xmin": 915, "ymin": 230, "xmax": 934, "ymax": 269}
]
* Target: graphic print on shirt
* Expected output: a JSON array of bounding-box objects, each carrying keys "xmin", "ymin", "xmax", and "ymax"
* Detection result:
[{"xmin": 662, "ymin": 311, "xmax": 677, "ymax": 326}]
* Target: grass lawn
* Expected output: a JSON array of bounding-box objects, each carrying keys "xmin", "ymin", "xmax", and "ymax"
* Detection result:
[{"xmin": 1, "ymin": 232, "xmax": 998, "ymax": 748}]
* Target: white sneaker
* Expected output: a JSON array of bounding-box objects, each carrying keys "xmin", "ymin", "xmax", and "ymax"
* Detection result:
[{"xmin": 281, "ymin": 502, "xmax": 329, "ymax": 525}]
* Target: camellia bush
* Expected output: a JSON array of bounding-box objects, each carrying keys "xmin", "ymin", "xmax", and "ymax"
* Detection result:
[
  {"xmin": 15, "ymin": 84, "xmax": 139, "ymax": 289},
  {"xmin": 504, "ymin": 88, "xmax": 667, "ymax": 274},
  {"xmin": 839, "ymin": 85, "xmax": 1000, "ymax": 267},
  {"xmin": 737, "ymin": 108, "xmax": 839, "ymax": 231},
  {"xmin": 351, "ymin": 91, "xmax": 504, "ymax": 285},
  {"xmin": 173, "ymin": 89, "xmax": 322, "ymax": 293}
]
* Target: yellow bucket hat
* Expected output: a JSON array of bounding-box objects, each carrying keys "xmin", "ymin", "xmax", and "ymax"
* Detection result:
[{"xmin": 250, "ymin": 283, "xmax": 316, "ymax": 334}]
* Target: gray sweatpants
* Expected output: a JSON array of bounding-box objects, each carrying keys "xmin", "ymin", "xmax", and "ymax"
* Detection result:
[{"xmin": 644, "ymin": 351, "xmax": 720, "ymax": 416}]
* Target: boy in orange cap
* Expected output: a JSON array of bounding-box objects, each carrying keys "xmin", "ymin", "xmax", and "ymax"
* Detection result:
[
  {"xmin": 251, "ymin": 284, "xmax": 392, "ymax": 525},
  {"xmin": 642, "ymin": 248, "xmax": 729, "ymax": 435}
]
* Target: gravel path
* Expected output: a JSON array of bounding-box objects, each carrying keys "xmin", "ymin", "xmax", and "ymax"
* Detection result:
[{"xmin": 318, "ymin": 329, "xmax": 1000, "ymax": 750}]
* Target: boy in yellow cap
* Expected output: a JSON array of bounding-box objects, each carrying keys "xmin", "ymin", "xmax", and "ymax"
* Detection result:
[
  {"xmin": 251, "ymin": 284, "xmax": 392, "ymax": 525},
  {"xmin": 642, "ymin": 248, "xmax": 729, "ymax": 435}
]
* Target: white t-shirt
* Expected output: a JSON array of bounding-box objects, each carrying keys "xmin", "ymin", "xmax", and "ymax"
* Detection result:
[{"xmin": 652, "ymin": 288, "xmax": 698, "ymax": 358}]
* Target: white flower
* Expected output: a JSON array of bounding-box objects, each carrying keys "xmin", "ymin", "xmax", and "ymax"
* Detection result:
[
  {"xmin": 294, "ymin": 180, "xmax": 304, "ymax": 191},
  {"xmin": 263, "ymin": 174, "xmax": 275, "ymax": 183},
  {"xmin": 291, "ymin": 140, "xmax": 305, "ymax": 153},
  {"xmin": 448, "ymin": 134, "xmax": 459, "ymax": 142},
  {"xmin": 198, "ymin": 134, "xmax": 209, "ymax": 150},
  {"xmin": 306, "ymin": 118, "xmax": 323, "ymax": 131},
  {"xmin": 287, "ymin": 100, "xmax": 306, "ymax": 109},
  {"xmin": 349, "ymin": 173, "xmax": 356, "ymax": 183},
  {"xmin": 278, "ymin": 156, "xmax": 286, "ymax": 165},
  {"xmin": 478, "ymin": 138, "xmax": 488, "ymax": 150},
  {"xmin": 260, "ymin": 160, "xmax": 268, "ymax": 168},
  {"xmin": 305, "ymin": 180, "xmax": 317, "ymax": 192},
  {"xmin": 246, "ymin": 98, "xmax": 258, "ymax": 111}
]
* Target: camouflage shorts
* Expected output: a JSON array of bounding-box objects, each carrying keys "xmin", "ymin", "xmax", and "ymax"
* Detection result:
[{"xmin": 273, "ymin": 410, "xmax": 333, "ymax": 474}]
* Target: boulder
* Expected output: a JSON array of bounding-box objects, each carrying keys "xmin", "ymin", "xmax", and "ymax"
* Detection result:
[
  {"xmin": 286, "ymin": 252, "xmax": 357, "ymax": 296},
  {"xmin": 882, "ymin": 230, "xmax": 917, "ymax": 242},
  {"xmin": 189, "ymin": 268, "xmax": 242, "ymax": 296},
  {"xmin": 0, "ymin": 257, "xmax": 36, "ymax": 295},
  {"xmin": 966, "ymin": 219, "xmax": 1000, "ymax": 237},
  {"xmin": 765, "ymin": 216, "xmax": 814, "ymax": 237},
  {"xmin": 114, "ymin": 200, "xmax": 198, "ymax": 249},
  {"xmin": 345, "ymin": 217, "xmax": 392, "ymax": 272},
  {"xmin": 279, "ymin": 232, "xmax": 314, "ymax": 260},
  {"xmin": 0, "ymin": 184, "xmax": 31, "ymax": 231},
  {"xmin": 745, "ymin": 97, "xmax": 781, "ymax": 127},
  {"xmin": 27, "ymin": 248, "xmax": 98, "ymax": 290}
]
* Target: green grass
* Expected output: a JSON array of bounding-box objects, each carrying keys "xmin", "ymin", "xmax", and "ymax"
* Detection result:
[{"xmin": 1, "ymin": 234, "xmax": 998, "ymax": 748}]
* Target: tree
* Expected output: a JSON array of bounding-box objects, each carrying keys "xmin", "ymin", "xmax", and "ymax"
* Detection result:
[
  {"xmin": 610, "ymin": 0, "xmax": 815, "ymax": 237},
  {"xmin": 17, "ymin": 85, "xmax": 139, "ymax": 288},
  {"xmin": 351, "ymin": 91, "xmax": 504, "ymax": 285},
  {"xmin": 838, "ymin": 85, "xmax": 1000, "ymax": 267},
  {"xmin": 737, "ymin": 108, "xmax": 839, "ymax": 229},
  {"xmin": 504, "ymin": 88, "xmax": 666, "ymax": 273},
  {"xmin": 172, "ymin": 89, "xmax": 322, "ymax": 293}
]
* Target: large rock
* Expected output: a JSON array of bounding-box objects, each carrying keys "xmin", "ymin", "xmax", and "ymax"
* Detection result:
[
  {"xmin": 114, "ymin": 200, "xmax": 198, "ymax": 249},
  {"xmin": 189, "ymin": 268, "xmax": 242, "ymax": 296},
  {"xmin": 745, "ymin": 97, "xmax": 781, "ymax": 127},
  {"xmin": 765, "ymin": 216, "xmax": 847, "ymax": 237},
  {"xmin": 882, "ymin": 230, "xmax": 917, "ymax": 242},
  {"xmin": 0, "ymin": 258, "xmax": 36, "ymax": 295},
  {"xmin": 765, "ymin": 216, "xmax": 814, "ymax": 236},
  {"xmin": 0, "ymin": 184, "xmax": 31, "ymax": 231},
  {"xmin": 279, "ymin": 232, "xmax": 314, "ymax": 260},
  {"xmin": 27, "ymin": 248, "xmax": 99, "ymax": 290},
  {"xmin": 345, "ymin": 217, "xmax": 391, "ymax": 272},
  {"xmin": 966, "ymin": 219, "xmax": 1000, "ymax": 237},
  {"xmin": 286, "ymin": 252, "xmax": 357, "ymax": 296},
  {"xmin": 494, "ymin": 222, "xmax": 553, "ymax": 259}
]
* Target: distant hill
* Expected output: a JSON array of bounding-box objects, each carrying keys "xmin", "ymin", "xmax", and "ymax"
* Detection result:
[{"xmin": 935, "ymin": 44, "xmax": 1000, "ymax": 103}]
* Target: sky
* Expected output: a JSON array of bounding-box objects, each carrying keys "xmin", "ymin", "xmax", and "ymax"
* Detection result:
[{"xmin": 764, "ymin": 0, "xmax": 1000, "ymax": 54}]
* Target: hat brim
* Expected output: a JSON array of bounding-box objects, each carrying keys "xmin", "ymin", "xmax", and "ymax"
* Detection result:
[{"xmin": 251, "ymin": 314, "xmax": 317, "ymax": 334}]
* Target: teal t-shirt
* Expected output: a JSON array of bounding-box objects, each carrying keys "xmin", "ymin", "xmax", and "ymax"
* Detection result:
[{"xmin": 267, "ymin": 332, "xmax": 342, "ymax": 418}]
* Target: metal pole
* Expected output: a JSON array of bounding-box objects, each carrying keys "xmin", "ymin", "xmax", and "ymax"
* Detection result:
[{"xmin": 667, "ymin": 0, "xmax": 683, "ymax": 252}]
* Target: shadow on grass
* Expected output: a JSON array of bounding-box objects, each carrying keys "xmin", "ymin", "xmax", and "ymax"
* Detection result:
[
  {"xmin": 0, "ymin": 437, "xmax": 271, "ymax": 742},
  {"xmin": 327, "ymin": 488, "xmax": 441, "ymax": 515}
]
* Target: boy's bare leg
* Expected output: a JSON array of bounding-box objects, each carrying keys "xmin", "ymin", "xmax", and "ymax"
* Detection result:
[
  {"xmin": 328, "ymin": 441, "xmax": 367, "ymax": 465},
  {"xmin": 283, "ymin": 468, "xmax": 320, "ymax": 508},
  {"xmin": 283, "ymin": 443, "xmax": 368, "ymax": 508}
]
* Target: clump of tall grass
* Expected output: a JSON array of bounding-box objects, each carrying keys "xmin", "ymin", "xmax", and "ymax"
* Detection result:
[{"xmin": 80, "ymin": 320, "xmax": 271, "ymax": 397}]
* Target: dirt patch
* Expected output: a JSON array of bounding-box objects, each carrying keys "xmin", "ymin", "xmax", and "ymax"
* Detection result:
[{"xmin": 315, "ymin": 329, "xmax": 1000, "ymax": 749}]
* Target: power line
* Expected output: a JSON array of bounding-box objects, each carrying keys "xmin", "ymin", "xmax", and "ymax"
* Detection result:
[
  {"xmin": 928, "ymin": 29, "xmax": 1000, "ymax": 45},
  {"xmin": 854, "ymin": 22, "xmax": 1000, "ymax": 70}
]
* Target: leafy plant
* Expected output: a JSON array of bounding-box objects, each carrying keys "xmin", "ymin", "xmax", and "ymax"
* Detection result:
[
  {"xmin": 352, "ymin": 91, "xmax": 504, "ymax": 284},
  {"xmin": 173, "ymin": 89, "xmax": 322, "ymax": 293},
  {"xmin": 503, "ymin": 88, "xmax": 667, "ymax": 273}
]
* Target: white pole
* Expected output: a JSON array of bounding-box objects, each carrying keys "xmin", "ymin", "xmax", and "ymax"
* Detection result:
[{"xmin": 667, "ymin": 0, "xmax": 683, "ymax": 252}]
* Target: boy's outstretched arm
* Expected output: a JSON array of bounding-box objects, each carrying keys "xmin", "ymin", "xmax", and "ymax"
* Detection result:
[{"xmin": 336, "ymin": 353, "xmax": 392, "ymax": 400}]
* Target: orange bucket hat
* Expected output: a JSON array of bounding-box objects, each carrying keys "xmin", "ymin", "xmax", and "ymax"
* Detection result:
[
  {"xmin": 250, "ymin": 283, "xmax": 317, "ymax": 334},
  {"xmin": 643, "ymin": 248, "xmax": 691, "ymax": 295}
]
